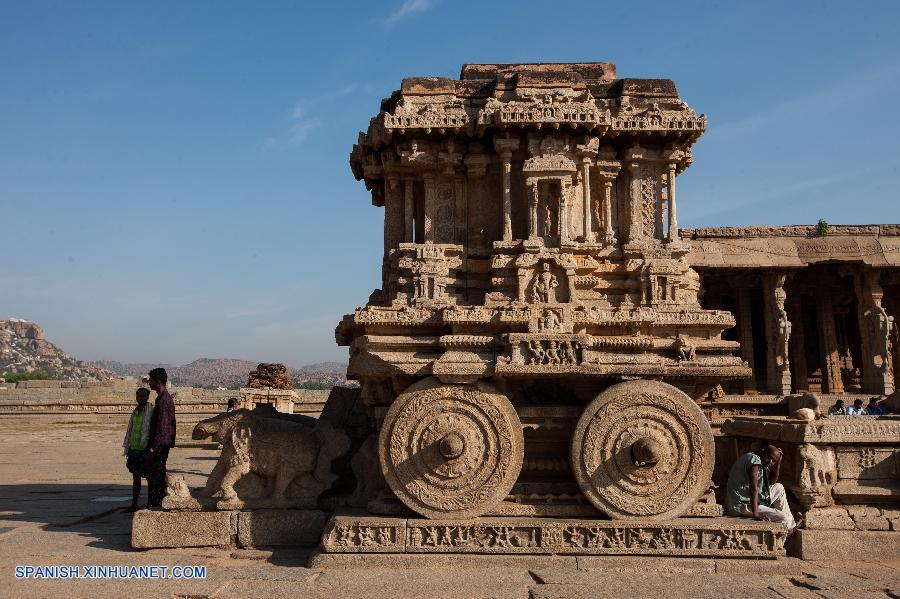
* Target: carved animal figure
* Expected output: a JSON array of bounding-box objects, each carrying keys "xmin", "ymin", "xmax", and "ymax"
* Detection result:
[{"xmin": 192, "ymin": 407, "xmax": 349, "ymax": 507}]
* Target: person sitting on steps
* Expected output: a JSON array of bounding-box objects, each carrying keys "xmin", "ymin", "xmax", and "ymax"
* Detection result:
[{"xmin": 725, "ymin": 444, "xmax": 800, "ymax": 537}]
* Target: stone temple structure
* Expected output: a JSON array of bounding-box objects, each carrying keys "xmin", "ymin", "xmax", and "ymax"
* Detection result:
[{"xmin": 134, "ymin": 61, "xmax": 899, "ymax": 562}]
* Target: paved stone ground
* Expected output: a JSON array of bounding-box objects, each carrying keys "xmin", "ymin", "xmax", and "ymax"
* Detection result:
[{"xmin": 0, "ymin": 424, "xmax": 898, "ymax": 598}]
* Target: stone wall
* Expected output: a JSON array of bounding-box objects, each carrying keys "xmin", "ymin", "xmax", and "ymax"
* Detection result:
[{"xmin": 0, "ymin": 379, "xmax": 329, "ymax": 424}]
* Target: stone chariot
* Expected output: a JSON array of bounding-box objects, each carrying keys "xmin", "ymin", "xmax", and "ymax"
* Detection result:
[{"xmin": 337, "ymin": 62, "xmax": 751, "ymax": 523}]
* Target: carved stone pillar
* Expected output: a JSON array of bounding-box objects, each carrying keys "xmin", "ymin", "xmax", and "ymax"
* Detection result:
[
  {"xmin": 423, "ymin": 174, "xmax": 436, "ymax": 243},
  {"xmin": 816, "ymin": 284, "xmax": 844, "ymax": 394},
  {"xmin": 734, "ymin": 281, "xmax": 757, "ymax": 393},
  {"xmin": 494, "ymin": 138, "xmax": 520, "ymax": 242},
  {"xmin": 454, "ymin": 175, "xmax": 466, "ymax": 245},
  {"xmin": 559, "ymin": 180, "xmax": 571, "ymax": 246},
  {"xmin": 581, "ymin": 158, "xmax": 592, "ymax": 242},
  {"xmin": 384, "ymin": 178, "xmax": 404, "ymax": 252},
  {"xmin": 854, "ymin": 269, "xmax": 895, "ymax": 394},
  {"xmin": 596, "ymin": 146, "xmax": 620, "ymax": 246},
  {"xmin": 404, "ymin": 179, "xmax": 414, "ymax": 243},
  {"xmin": 576, "ymin": 137, "xmax": 598, "ymax": 243},
  {"xmin": 787, "ymin": 292, "xmax": 808, "ymax": 392},
  {"xmin": 527, "ymin": 179, "xmax": 539, "ymax": 240},
  {"xmin": 667, "ymin": 163, "xmax": 678, "ymax": 242},
  {"xmin": 763, "ymin": 273, "xmax": 792, "ymax": 396}
]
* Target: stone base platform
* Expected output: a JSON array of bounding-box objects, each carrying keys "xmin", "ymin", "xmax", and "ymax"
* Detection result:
[
  {"xmin": 787, "ymin": 529, "xmax": 900, "ymax": 561},
  {"xmin": 131, "ymin": 509, "xmax": 325, "ymax": 549},
  {"xmin": 320, "ymin": 516, "xmax": 786, "ymax": 559}
]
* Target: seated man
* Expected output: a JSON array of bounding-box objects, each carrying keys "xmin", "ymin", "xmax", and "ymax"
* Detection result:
[
  {"xmin": 847, "ymin": 398, "xmax": 866, "ymax": 415},
  {"xmin": 865, "ymin": 397, "xmax": 885, "ymax": 415},
  {"xmin": 827, "ymin": 399, "xmax": 846, "ymax": 416},
  {"xmin": 725, "ymin": 445, "xmax": 797, "ymax": 534}
]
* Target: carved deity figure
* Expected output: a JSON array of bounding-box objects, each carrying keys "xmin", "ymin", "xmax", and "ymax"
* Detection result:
[
  {"xmin": 560, "ymin": 341, "xmax": 577, "ymax": 364},
  {"xmin": 547, "ymin": 341, "xmax": 561, "ymax": 365},
  {"xmin": 674, "ymin": 334, "xmax": 696, "ymax": 362},
  {"xmin": 776, "ymin": 307, "xmax": 791, "ymax": 370},
  {"xmin": 542, "ymin": 204, "xmax": 554, "ymax": 237},
  {"xmin": 532, "ymin": 263, "xmax": 559, "ymax": 304},
  {"xmin": 874, "ymin": 303, "xmax": 893, "ymax": 374},
  {"xmin": 540, "ymin": 309, "xmax": 561, "ymax": 331},
  {"xmin": 527, "ymin": 340, "xmax": 547, "ymax": 365}
]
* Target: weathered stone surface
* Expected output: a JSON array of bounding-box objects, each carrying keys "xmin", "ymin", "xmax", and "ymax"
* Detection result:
[
  {"xmin": 804, "ymin": 507, "xmax": 855, "ymax": 530},
  {"xmin": 723, "ymin": 415, "xmax": 900, "ymax": 444},
  {"xmin": 846, "ymin": 506, "xmax": 891, "ymax": 531},
  {"xmin": 131, "ymin": 509, "xmax": 233, "ymax": 549},
  {"xmin": 236, "ymin": 510, "xmax": 325, "ymax": 547},
  {"xmin": 321, "ymin": 516, "xmax": 783, "ymax": 558},
  {"xmin": 247, "ymin": 362, "xmax": 293, "ymax": 389},
  {"xmin": 788, "ymin": 529, "xmax": 900, "ymax": 560}
]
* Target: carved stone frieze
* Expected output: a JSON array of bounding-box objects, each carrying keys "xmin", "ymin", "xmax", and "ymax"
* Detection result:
[{"xmin": 321, "ymin": 516, "xmax": 784, "ymax": 557}]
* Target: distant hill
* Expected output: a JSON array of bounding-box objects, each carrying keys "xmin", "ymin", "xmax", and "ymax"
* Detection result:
[
  {"xmin": 94, "ymin": 358, "xmax": 350, "ymax": 389},
  {"xmin": 0, "ymin": 319, "xmax": 117, "ymax": 381},
  {"xmin": 0, "ymin": 317, "xmax": 349, "ymax": 388}
]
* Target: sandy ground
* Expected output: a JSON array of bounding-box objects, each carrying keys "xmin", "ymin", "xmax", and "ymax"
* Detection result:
[{"xmin": 0, "ymin": 424, "xmax": 898, "ymax": 598}]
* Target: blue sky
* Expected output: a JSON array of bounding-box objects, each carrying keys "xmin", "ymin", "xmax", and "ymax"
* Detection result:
[{"xmin": 1, "ymin": 0, "xmax": 899, "ymax": 366}]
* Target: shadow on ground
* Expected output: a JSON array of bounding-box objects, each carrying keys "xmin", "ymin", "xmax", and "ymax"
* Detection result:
[{"xmin": 0, "ymin": 483, "xmax": 143, "ymax": 551}]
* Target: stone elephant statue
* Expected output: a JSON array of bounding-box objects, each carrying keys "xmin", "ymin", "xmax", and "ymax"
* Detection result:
[{"xmin": 191, "ymin": 406, "xmax": 349, "ymax": 509}]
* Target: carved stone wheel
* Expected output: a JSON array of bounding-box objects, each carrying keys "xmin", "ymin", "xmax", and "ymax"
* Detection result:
[
  {"xmin": 570, "ymin": 379, "xmax": 715, "ymax": 520},
  {"xmin": 378, "ymin": 378, "xmax": 524, "ymax": 519}
]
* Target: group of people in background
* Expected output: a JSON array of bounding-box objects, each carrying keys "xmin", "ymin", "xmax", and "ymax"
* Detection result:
[
  {"xmin": 828, "ymin": 397, "xmax": 886, "ymax": 416},
  {"xmin": 122, "ymin": 367, "xmax": 176, "ymax": 511}
]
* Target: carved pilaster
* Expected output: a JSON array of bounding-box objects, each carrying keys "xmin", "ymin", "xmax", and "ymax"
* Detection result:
[
  {"xmin": 559, "ymin": 180, "xmax": 571, "ymax": 246},
  {"xmin": 623, "ymin": 145, "xmax": 665, "ymax": 243},
  {"xmin": 763, "ymin": 273, "xmax": 791, "ymax": 396},
  {"xmin": 787, "ymin": 292, "xmax": 807, "ymax": 393},
  {"xmin": 384, "ymin": 178, "xmax": 404, "ymax": 253},
  {"xmin": 816, "ymin": 284, "xmax": 843, "ymax": 394},
  {"xmin": 494, "ymin": 137, "xmax": 520, "ymax": 242},
  {"xmin": 854, "ymin": 269, "xmax": 895, "ymax": 395},
  {"xmin": 423, "ymin": 174, "xmax": 436, "ymax": 243},
  {"xmin": 576, "ymin": 137, "xmax": 599, "ymax": 243},
  {"xmin": 667, "ymin": 162, "xmax": 678, "ymax": 242},
  {"xmin": 734, "ymin": 281, "xmax": 757, "ymax": 393},
  {"xmin": 454, "ymin": 175, "xmax": 467, "ymax": 245},
  {"xmin": 527, "ymin": 180, "xmax": 539, "ymax": 240},
  {"xmin": 404, "ymin": 179, "xmax": 414, "ymax": 243},
  {"xmin": 596, "ymin": 146, "xmax": 619, "ymax": 247}
]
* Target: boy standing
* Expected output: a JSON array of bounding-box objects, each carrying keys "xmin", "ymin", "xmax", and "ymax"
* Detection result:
[
  {"xmin": 147, "ymin": 367, "xmax": 176, "ymax": 507},
  {"xmin": 123, "ymin": 388, "xmax": 153, "ymax": 512}
]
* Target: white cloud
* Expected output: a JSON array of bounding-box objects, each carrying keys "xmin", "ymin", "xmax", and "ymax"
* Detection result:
[
  {"xmin": 262, "ymin": 84, "xmax": 358, "ymax": 148},
  {"xmin": 384, "ymin": 0, "xmax": 437, "ymax": 24},
  {"xmin": 288, "ymin": 103, "xmax": 322, "ymax": 144}
]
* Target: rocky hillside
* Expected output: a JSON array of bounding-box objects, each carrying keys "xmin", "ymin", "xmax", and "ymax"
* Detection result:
[
  {"xmin": 0, "ymin": 319, "xmax": 117, "ymax": 381},
  {"xmin": 95, "ymin": 358, "xmax": 349, "ymax": 389}
]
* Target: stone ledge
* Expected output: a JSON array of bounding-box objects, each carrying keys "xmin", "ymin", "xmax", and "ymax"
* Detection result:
[
  {"xmin": 132, "ymin": 510, "xmax": 234, "ymax": 549},
  {"xmin": 787, "ymin": 529, "xmax": 900, "ymax": 560},
  {"xmin": 131, "ymin": 509, "xmax": 326, "ymax": 549}
]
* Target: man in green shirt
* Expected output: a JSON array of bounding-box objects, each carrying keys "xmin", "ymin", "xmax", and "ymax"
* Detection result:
[{"xmin": 725, "ymin": 445, "xmax": 797, "ymax": 534}]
